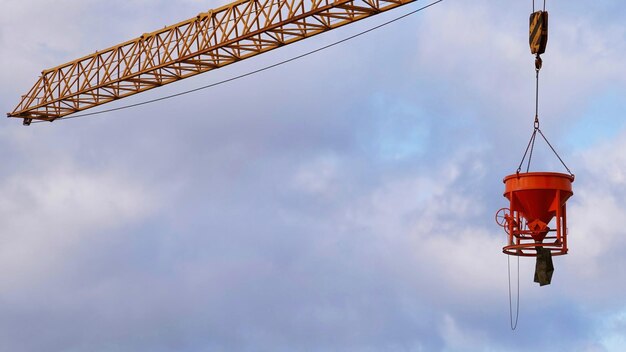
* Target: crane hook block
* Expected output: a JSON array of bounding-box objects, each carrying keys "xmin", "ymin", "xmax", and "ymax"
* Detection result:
[{"xmin": 529, "ymin": 11, "xmax": 548, "ymax": 55}]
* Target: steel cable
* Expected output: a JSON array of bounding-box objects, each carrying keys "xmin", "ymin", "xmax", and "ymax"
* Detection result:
[{"xmin": 508, "ymin": 255, "xmax": 520, "ymax": 330}]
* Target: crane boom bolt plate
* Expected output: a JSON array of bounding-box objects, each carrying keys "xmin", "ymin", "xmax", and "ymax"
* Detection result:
[{"xmin": 8, "ymin": 0, "xmax": 416, "ymax": 124}]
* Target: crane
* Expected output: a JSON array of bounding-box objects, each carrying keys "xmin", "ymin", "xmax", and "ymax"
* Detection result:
[{"xmin": 7, "ymin": 0, "xmax": 426, "ymax": 126}]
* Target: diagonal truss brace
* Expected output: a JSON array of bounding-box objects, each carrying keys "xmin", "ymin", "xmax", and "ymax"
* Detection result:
[{"xmin": 8, "ymin": 0, "xmax": 416, "ymax": 124}]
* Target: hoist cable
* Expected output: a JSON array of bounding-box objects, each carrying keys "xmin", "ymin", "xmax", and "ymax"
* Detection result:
[
  {"xmin": 516, "ymin": 129, "xmax": 536, "ymax": 174},
  {"xmin": 516, "ymin": 62, "xmax": 573, "ymax": 176},
  {"xmin": 526, "ymin": 130, "xmax": 537, "ymax": 173},
  {"xmin": 535, "ymin": 68, "xmax": 540, "ymax": 122},
  {"xmin": 31, "ymin": 0, "xmax": 445, "ymax": 124},
  {"xmin": 532, "ymin": 0, "xmax": 546, "ymax": 12},
  {"xmin": 507, "ymin": 255, "xmax": 520, "ymax": 330},
  {"xmin": 537, "ymin": 129, "xmax": 574, "ymax": 176},
  {"xmin": 517, "ymin": 126, "xmax": 573, "ymax": 176},
  {"xmin": 528, "ymin": 65, "xmax": 540, "ymax": 173}
]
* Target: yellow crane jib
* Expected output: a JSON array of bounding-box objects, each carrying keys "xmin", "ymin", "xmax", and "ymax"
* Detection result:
[{"xmin": 7, "ymin": 0, "xmax": 416, "ymax": 126}]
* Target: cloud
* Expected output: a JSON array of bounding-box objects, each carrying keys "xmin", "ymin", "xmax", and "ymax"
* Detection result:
[
  {"xmin": 561, "ymin": 130, "xmax": 626, "ymax": 303},
  {"xmin": 0, "ymin": 159, "xmax": 158, "ymax": 289}
]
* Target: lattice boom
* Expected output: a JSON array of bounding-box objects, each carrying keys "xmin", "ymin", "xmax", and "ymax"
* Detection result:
[{"xmin": 8, "ymin": 0, "xmax": 415, "ymax": 124}]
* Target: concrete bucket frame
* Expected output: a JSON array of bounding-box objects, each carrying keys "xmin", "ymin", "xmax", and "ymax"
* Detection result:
[{"xmin": 496, "ymin": 172, "xmax": 574, "ymax": 257}]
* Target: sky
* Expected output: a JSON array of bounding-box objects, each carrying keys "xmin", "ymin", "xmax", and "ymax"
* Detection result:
[{"xmin": 0, "ymin": 0, "xmax": 625, "ymax": 351}]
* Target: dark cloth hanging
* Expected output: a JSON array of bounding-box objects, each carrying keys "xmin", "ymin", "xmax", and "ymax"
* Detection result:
[{"xmin": 534, "ymin": 246, "xmax": 554, "ymax": 286}]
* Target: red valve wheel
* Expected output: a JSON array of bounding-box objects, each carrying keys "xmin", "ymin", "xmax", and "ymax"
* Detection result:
[{"xmin": 495, "ymin": 207, "xmax": 511, "ymax": 229}]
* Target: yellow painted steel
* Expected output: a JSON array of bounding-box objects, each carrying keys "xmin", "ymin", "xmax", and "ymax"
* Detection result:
[
  {"xmin": 529, "ymin": 11, "xmax": 548, "ymax": 55},
  {"xmin": 8, "ymin": 0, "xmax": 416, "ymax": 124}
]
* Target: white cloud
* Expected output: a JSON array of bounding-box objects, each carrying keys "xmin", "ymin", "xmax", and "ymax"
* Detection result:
[
  {"xmin": 440, "ymin": 314, "xmax": 491, "ymax": 352},
  {"xmin": 559, "ymin": 130, "xmax": 626, "ymax": 302},
  {"xmin": 0, "ymin": 161, "xmax": 158, "ymax": 291},
  {"xmin": 292, "ymin": 154, "xmax": 340, "ymax": 196},
  {"xmin": 600, "ymin": 309, "xmax": 626, "ymax": 352}
]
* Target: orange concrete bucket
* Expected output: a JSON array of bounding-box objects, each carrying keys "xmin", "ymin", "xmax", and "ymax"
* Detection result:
[{"xmin": 495, "ymin": 172, "xmax": 574, "ymax": 256}]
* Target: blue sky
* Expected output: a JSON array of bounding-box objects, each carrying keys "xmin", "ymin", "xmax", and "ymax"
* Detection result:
[{"xmin": 0, "ymin": 0, "xmax": 625, "ymax": 351}]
